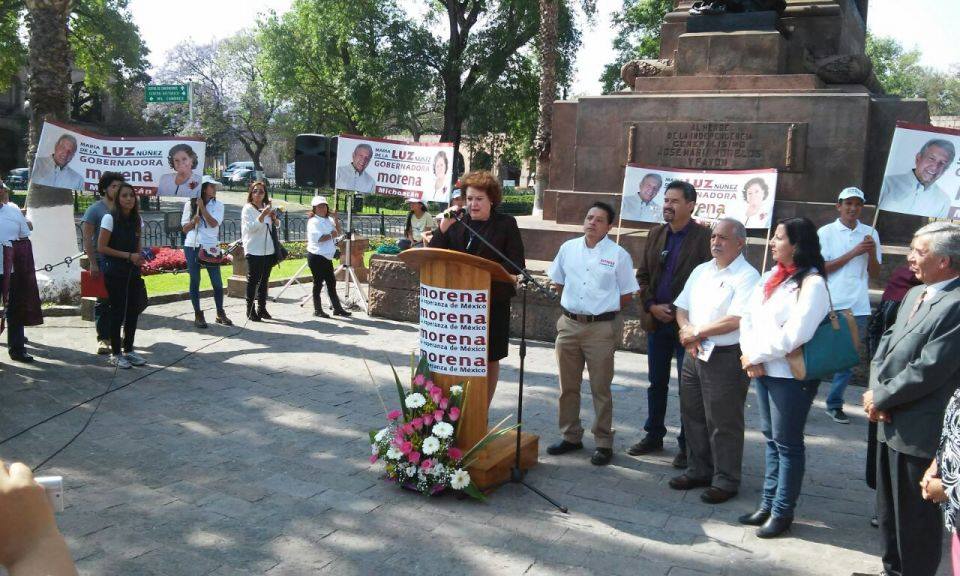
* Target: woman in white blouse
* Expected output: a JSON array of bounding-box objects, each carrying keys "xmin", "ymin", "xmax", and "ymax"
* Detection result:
[
  {"xmin": 240, "ymin": 180, "xmax": 277, "ymax": 321},
  {"xmin": 181, "ymin": 178, "xmax": 230, "ymax": 328},
  {"xmin": 306, "ymin": 196, "xmax": 350, "ymax": 318},
  {"xmin": 738, "ymin": 217, "xmax": 830, "ymax": 538}
]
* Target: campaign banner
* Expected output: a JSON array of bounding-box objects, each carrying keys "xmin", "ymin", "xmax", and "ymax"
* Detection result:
[
  {"xmin": 31, "ymin": 120, "xmax": 206, "ymax": 197},
  {"xmin": 620, "ymin": 164, "xmax": 778, "ymax": 229},
  {"xmin": 879, "ymin": 122, "xmax": 960, "ymax": 219},
  {"xmin": 335, "ymin": 135, "xmax": 454, "ymax": 203},
  {"xmin": 418, "ymin": 283, "xmax": 488, "ymax": 377}
]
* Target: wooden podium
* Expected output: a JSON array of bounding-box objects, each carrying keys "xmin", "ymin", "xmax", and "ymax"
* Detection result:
[{"xmin": 399, "ymin": 248, "xmax": 538, "ymax": 491}]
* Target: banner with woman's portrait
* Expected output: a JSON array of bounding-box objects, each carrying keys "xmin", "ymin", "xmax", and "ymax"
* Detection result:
[
  {"xmin": 620, "ymin": 164, "xmax": 778, "ymax": 229},
  {"xmin": 31, "ymin": 120, "xmax": 206, "ymax": 197},
  {"xmin": 335, "ymin": 135, "xmax": 455, "ymax": 203},
  {"xmin": 879, "ymin": 122, "xmax": 960, "ymax": 219}
]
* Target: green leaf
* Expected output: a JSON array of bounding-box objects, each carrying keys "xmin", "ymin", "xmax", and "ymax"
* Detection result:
[
  {"xmin": 415, "ymin": 355, "xmax": 432, "ymax": 381},
  {"xmin": 387, "ymin": 358, "xmax": 410, "ymax": 420},
  {"xmin": 460, "ymin": 415, "xmax": 519, "ymax": 467},
  {"xmin": 368, "ymin": 429, "xmax": 378, "ymax": 443},
  {"xmin": 463, "ymin": 482, "xmax": 487, "ymax": 501}
]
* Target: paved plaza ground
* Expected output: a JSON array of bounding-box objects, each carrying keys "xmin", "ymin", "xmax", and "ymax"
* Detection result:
[{"xmin": 0, "ymin": 287, "xmax": 948, "ymax": 575}]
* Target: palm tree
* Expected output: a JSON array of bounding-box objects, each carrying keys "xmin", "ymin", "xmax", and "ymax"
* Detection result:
[
  {"xmin": 24, "ymin": 0, "xmax": 79, "ymax": 302},
  {"xmin": 533, "ymin": 0, "xmax": 559, "ymax": 216}
]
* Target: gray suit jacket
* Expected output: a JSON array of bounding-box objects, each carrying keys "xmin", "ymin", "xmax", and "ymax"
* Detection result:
[{"xmin": 871, "ymin": 278, "xmax": 960, "ymax": 459}]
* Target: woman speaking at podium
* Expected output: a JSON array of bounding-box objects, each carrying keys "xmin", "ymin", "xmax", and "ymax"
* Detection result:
[{"xmin": 429, "ymin": 170, "xmax": 525, "ymax": 402}]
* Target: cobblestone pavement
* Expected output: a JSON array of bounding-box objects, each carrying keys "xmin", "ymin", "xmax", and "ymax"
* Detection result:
[{"xmin": 0, "ymin": 289, "xmax": 949, "ymax": 575}]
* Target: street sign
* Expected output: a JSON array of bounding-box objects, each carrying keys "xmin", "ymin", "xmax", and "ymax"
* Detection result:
[{"xmin": 146, "ymin": 84, "xmax": 189, "ymax": 103}]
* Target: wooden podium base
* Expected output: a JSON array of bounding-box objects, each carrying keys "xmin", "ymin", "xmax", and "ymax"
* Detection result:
[{"xmin": 468, "ymin": 431, "xmax": 539, "ymax": 491}]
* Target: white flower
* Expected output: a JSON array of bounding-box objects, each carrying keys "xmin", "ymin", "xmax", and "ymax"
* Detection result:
[
  {"xmin": 386, "ymin": 446, "xmax": 403, "ymax": 460},
  {"xmin": 432, "ymin": 422, "xmax": 454, "ymax": 439},
  {"xmin": 405, "ymin": 393, "xmax": 427, "ymax": 409},
  {"xmin": 405, "ymin": 465, "xmax": 417, "ymax": 477},
  {"xmin": 421, "ymin": 436, "xmax": 441, "ymax": 455},
  {"xmin": 449, "ymin": 385, "xmax": 463, "ymax": 396},
  {"xmin": 374, "ymin": 427, "xmax": 389, "ymax": 442},
  {"xmin": 450, "ymin": 469, "xmax": 471, "ymax": 490},
  {"xmin": 371, "ymin": 444, "xmax": 379, "ymax": 455},
  {"xmin": 431, "ymin": 464, "xmax": 446, "ymax": 478}
]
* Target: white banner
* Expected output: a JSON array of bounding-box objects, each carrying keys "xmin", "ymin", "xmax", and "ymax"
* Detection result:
[
  {"xmin": 418, "ymin": 283, "xmax": 488, "ymax": 377},
  {"xmin": 879, "ymin": 122, "xmax": 960, "ymax": 219},
  {"xmin": 32, "ymin": 120, "xmax": 206, "ymax": 197},
  {"xmin": 621, "ymin": 164, "xmax": 778, "ymax": 229},
  {"xmin": 335, "ymin": 135, "xmax": 454, "ymax": 203}
]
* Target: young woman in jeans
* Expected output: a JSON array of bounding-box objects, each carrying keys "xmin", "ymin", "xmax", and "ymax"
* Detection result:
[
  {"xmin": 306, "ymin": 196, "xmax": 350, "ymax": 318},
  {"xmin": 181, "ymin": 178, "xmax": 231, "ymax": 328},
  {"xmin": 738, "ymin": 217, "xmax": 830, "ymax": 538},
  {"xmin": 97, "ymin": 183, "xmax": 148, "ymax": 369},
  {"xmin": 240, "ymin": 180, "xmax": 276, "ymax": 321}
]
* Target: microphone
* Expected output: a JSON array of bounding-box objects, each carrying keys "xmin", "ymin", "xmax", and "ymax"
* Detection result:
[{"xmin": 440, "ymin": 206, "xmax": 465, "ymax": 221}]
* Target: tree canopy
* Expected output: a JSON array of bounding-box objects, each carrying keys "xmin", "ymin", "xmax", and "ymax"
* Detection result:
[
  {"xmin": 599, "ymin": 0, "xmax": 672, "ymax": 93},
  {"xmin": 867, "ymin": 33, "xmax": 959, "ymax": 116}
]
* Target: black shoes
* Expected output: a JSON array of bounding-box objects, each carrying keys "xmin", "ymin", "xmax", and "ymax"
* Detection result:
[
  {"xmin": 672, "ymin": 451, "xmax": 688, "ymax": 469},
  {"xmin": 314, "ymin": 309, "xmax": 331, "ymax": 318},
  {"xmin": 668, "ymin": 474, "xmax": 711, "ymax": 490},
  {"xmin": 700, "ymin": 486, "xmax": 737, "ymax": 504},
  {"xmin": 591, "ymin": 448, "xmax": 613, "ymax": 466},
  {"xmin": 546, "ymin": 440, "xmax": 583, "ymax": 455},
  {"xmin": 246, "ymin": 305, "xmax": 261, "ymax": 322},
  {"xmin": 9, "ymin": 351, "xmax": 34, "ymax": 363},
  {"xmin": 756, "ymin": 515, "xmax": 792, "ymax": 538},
  {"xmin": 738, "ymin": 509, "xmax": 771, "ymax": 526},
  {"xmin": 333, "ymin": 308, "xmax": 352, "ymax": 317},
  {"xmin": 626, "ymin": 436, "xmax": 663, "ymax": 456},
  {"xmin": 257, "ymin": 308, "xmax": 272, "ymax": 320}
]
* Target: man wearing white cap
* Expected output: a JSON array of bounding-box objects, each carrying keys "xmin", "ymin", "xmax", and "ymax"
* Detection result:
[{"xmin": 818, "ymin": 186, "xmax": 881, "ymax": 424}]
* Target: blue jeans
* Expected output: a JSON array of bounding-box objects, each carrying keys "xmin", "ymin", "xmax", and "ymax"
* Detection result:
[
  {"xmin": 755, "ymin": 375, "xmax": 819, "ymax": 518},
  {"xmin": 183, "ymin": 246, "xmax": 224, "ymax": 314},
  {"xmin": 94, "ymin": 255, "xmax": 110, "ymax": 341},
  {"xmin": 644, "ymin": 323, "xmax": 686, "ymax": 448},
  {"xmin": 825, "ymin": 314, "xmax": 870, "ymax": 410}
]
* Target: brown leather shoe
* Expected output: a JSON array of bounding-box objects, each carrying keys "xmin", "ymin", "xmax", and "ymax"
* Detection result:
[
  {"xmin": 668, "ymin": 474, "xmax": 710, "ymax": 490},
  {"xmin": 700, "ymin": 486, "xmax": 737, "ymax": 504}
]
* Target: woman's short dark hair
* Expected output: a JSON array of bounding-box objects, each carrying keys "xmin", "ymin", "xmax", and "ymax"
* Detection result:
[
  {"xmin": 167, "ymin": 143, "xmax": 199, "ymax": 169},
  {"xmin": 742, "ymin": 177, "xmax": 770, "ymax": 201},
  {"xmin": 665, "ymin": 180, "xmax": 697, "ymax": 203},
  {"xmin": 590, "ymin": 201, "xmax": 616, "ymax": 224},
  {"xmin": 779, "ymin": 217, "xmax": 827, "ymax": 280},
  {"xmin": 246, "ymin": 179, "xmax": 270, "ymax": 205},
  {"xmin": 97, "ymin": 171, "xmax": 125, "ymax": 198}
]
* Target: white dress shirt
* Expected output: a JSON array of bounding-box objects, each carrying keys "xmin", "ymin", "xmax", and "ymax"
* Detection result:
[
  {"xmin": 241, "ymin": 204, "xmax": 276, "ymax": 256},
  {"xmin": 674, "ymin": 253, "xmax": 760, "ymax": 346},
  {"xmin": 879, "ymin": 172, "xmax": 951, "ymax": 218},
  {"xmin": 307, "ymin": 215, "xmax": 337, "ymax": 259},
  {"xmin": 818, "ymin": 219, "xmax": 881, "ymax": 316},
  {"xmin": 621, "ymin": 194, "xmax": 662, "ymax": 223},
  {"xmin": 181, "ymin": 198, "xmax": 224, "ymax": 248},
  {"xmin": 335, "ymin": 163, "xmax": 375, "ymax": 193},
  {"xmin": 548, "ymin": 235, "xmax": 640, "ymax": 315},
  {"xmin": 31, "ymin": 156, "xmax": 84, "ymax": 190},
  {"xmin": 0, "ymin": 202, "xmax": 31, "ymax": 271},
  {"xmin": 739, "ymin": 269, "xmax": 831, "ymax": 379}
]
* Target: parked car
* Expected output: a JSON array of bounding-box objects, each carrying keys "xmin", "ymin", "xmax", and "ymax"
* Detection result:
[
  {"xmin": 221, "ymin": 161, "xmax": 255, "ymax": 183},
  {"xmin": 4, "ymin": 167, "xmax": 30, "ymax": 189},
  {"xmin": 229, "ymin": 168, "xmax": 260, "ymax": 186}
]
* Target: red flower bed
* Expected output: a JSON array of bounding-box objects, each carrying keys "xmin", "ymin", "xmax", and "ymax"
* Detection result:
[{"xmin": 143, "ymin": 246, "xmax": 186, "ymax": 276}]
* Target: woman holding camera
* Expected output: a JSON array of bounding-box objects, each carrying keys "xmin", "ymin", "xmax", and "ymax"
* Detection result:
[
  {"xmin": 182, "ymin": 178, "xmax": 231, "ymax": 328},
  {"xmin": 306, "ymin": 196, "xmax": 350, "ymax": 318},
  {"xmin": 240, "ymin": 179, "xmax": 276, "ymax": 321},
  {"xmin": 738, "ymin": 217, "xmax": 830, "ymax": 538},
  {"xmin": 97, "ymin": 183, "xmax": 148, "ymax": 369}
]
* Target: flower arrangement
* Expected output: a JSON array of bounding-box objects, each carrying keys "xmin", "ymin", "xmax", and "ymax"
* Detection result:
[{"xmin": 369, "ymin": 357, "xmax": 516, "ymax": 500}]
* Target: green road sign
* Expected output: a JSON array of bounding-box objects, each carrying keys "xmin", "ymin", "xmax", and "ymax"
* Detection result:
[{"xmin": 146, "ymin": 84, "xmax": 189, "ymax": 103}]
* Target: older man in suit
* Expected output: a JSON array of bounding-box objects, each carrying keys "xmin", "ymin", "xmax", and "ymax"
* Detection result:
[
  {"xmin": 627, "ymin": 180, "xmax": 712, "ymax": 468},
  {"xmin": 863, "ymin": 221, "xmax": 960, "ymax": 576}
]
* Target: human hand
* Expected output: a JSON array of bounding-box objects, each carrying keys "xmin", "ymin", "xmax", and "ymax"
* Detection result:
[
  {"xmin": 650, "ymin": 304, "xmax": 674, "ymax": 324},
  {"xmin": 862, "ymin": 390, "xmax": 874, "ymax": 413},
  {"xmin": 922, "ymin": 477, "xmax": 948, "ymax": 503},
  {"xmin": 0, "ymin": 459, "xmax": 76, "ymax": 574},
  {"xmin": 745, "ymin": 364, "xmax": 766, "ymax": 378},
  {"xmin": 129, "ymin": 252, "xmax": 144, "ymax": 266},
  {"xmin": 685, "ymin": 342, "xmax": 702, "ymax": 358},
  {"xmin": 679, "ymin": 325, "xmax": 699, "ymax": 346},
  {"xmin": 89, "ymin": 261, "xmax": 100, "ymax": 278}
]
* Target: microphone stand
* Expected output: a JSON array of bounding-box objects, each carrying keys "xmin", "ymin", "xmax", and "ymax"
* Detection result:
[{"xmin": 450, "ymin": 212, "xmax": 567, "ymax": 513}]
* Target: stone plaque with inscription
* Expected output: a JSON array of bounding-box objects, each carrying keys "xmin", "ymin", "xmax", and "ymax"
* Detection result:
[{"xmin": 630, "ymin": 121, "xmax": 807, "ymax": 172}]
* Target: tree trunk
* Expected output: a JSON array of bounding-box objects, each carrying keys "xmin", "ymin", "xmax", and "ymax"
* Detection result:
[
  {"xmin": 533, "ymin": 0, "xmax": 559, "ymax": 216},
  {"xmin": 25, "ymin": 0, "xmax": 72, "ymax": 165}
]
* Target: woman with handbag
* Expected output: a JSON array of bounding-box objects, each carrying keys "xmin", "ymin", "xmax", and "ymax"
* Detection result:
[
  {"xmin": 181, "ymin": 177, "xmax": 231, "ymax": 328},
  {"xmin": 240, "ymin": 179, "xmax": 276, "ymax": 321},
  {"xmin": 738, "ymin": 217, "xmax": 831, "ymax": 538},
  {"xmin": 97, "ymin": 183, "xmax": 149, "ymax": 369},
  {"xmin": 306, "ymin": 196, "xmax": 350, "ymax": 318}
]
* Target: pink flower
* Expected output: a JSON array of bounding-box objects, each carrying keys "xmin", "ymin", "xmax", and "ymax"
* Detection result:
[
  {"xmin": 424, "ymin": 381, "xmax": 435, "ymax": 392},
  {"xmin": 387, "ymin": 409, "xmax": 401, "ymax": 421},
  {"xmin": 409, "ymin": 451, "xmax": 421, "ymax": 465},
  {"xmin": 449, "ymin": 407, "xmax": 460, "ymax": 421},
  {"xmin": 414, "ymin": 374, "xmax": 425, "ymax": 386},
  {"xmin": 439, "ymin": 398, "xmax": 449, "ymax": 410},
  {"xmin": 423, "ymin": 414, "xmax": 434, "ymax": 426},
  {"xmin": 433, "ymin": 409, "xmax": 444, "ymax": 422},
  {"xmin": 430, "ymin": 388, "xmax": 443, "ymax": 403},
  {"xmin": 369, "ymin": 454, "xmax": 378, "ymax": 464},
  {"xmin": 447, "ymin": 447, "xmax": 462, "ymax": 460},
  {"xmin": 412, "ymin": 417, "xmax": 424, "ymax": 430},
  {"xmin": 400, "ymin": 441, "xmax": 413, "ymax": 455},
  {"xmin": 402, "ymin": 423, "xmax": 415, "ymax": 436},
  {"xmin": 421, "ymin": 459, "xmax": 434, "ymax": 471}
]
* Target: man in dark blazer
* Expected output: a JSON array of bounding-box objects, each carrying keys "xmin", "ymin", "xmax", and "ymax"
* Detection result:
[
  {"xmin": 627, "ymin": 180, "xmax": 712, "ymax": 467},
  {"xmin": 864, "ymin": 221, "xmax": 960, "ymax": 576}
]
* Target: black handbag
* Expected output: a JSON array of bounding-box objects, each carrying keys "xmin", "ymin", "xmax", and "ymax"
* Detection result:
[{"xmin": 269, "ymin": 224, "xmax": 288, "ymax": 264}]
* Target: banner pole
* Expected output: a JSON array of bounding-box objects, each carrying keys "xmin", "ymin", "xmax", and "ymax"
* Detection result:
[{"xmin": 760, "ymin": 224, "xmax": 773, "ymax": 274}]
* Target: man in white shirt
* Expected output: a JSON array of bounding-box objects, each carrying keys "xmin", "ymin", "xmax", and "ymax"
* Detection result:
[
  {"xmin": 0, "ymin": 181, "xmax": 35, "ymax": 363},
  {"xmin": 621, "ymin": 173, "xmax": 663, "ymax": 223},
  {"xmin": 31, "ymin": 134, "xmax": 85, "ymax": 190},
  {"xmin": 670, "ymin": 218, "xmax": 759, "ymax": 503},
  {"xmin": 879, "ymin": 139, "xmax": 954, "ymax": 218},
  {"xmin": 818, "ymin": 187, "xmax": 881, "ymax": 424},
  {"xmin": 546, "ymin": 202, "xmax": 640, "ymax": 466},
  {"xmin": 334, "ymin": 143, "xmax": 376, "ymax": 193}
]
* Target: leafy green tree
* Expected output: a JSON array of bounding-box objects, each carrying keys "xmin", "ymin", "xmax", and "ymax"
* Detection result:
[
  {"xmin": 867, "ymin": 33, "xmax": 960, "ymax": 116},
  {"xmin": 599, "ymin": 0, "xmax": 672, "ymax": 93}
]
